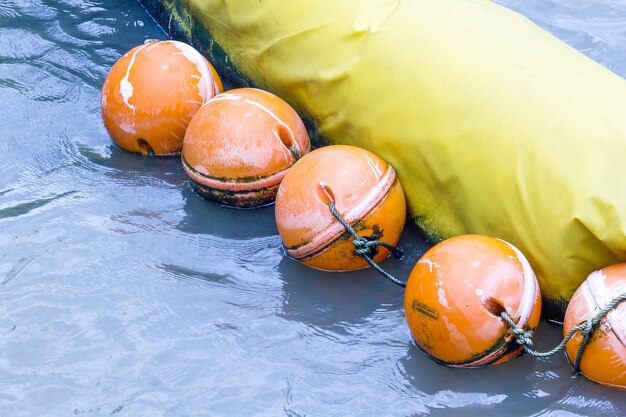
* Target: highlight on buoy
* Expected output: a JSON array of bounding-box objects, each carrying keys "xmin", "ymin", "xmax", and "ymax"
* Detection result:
[
  {"xmin": 275, "ymin": 145, "xmax": 406, "ymax": 271},
  {"xmin": 101, "ymin": 40, "xmax": 216, "ymax": 156},
  {"xmin": 181, "ymin": 88, "xmax": 311, "ymax": 208},
  {"xmin": 404, "ymin": 235, "xmax": 542, "ymax": 367},
  {"xmin": 563, "ymin": 263, "xmax": 626, "ymax": 389}
]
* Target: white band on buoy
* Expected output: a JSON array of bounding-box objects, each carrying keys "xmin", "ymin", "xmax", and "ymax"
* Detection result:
[{"xmin": 458, "ymin": 239, "xmax": 539, "ymax": 367}]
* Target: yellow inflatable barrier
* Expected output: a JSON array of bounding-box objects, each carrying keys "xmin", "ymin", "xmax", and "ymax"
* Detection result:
[{"xmin": 139, "ymin": 0, "xmax": 626, "ymax": 319}]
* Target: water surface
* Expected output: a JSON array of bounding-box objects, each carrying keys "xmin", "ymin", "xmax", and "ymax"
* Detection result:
[{"xmin": 0, "ymin": 1, "xmax": 625, "ymax": 416}]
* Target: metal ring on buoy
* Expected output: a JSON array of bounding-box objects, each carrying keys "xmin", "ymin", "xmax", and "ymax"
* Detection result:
[
  {"xmin": 404, "ymin": 235, "xmax": 542, "ymax": 367},
  {"xmin": 181, "ymin": 88, "xmax": 311, "ymax": 208},
  {"xmin": 101, "ymin": 40, "xmax": 216, "ymax": 156},
  {"xmin": 275, "ymin": 145, "xmax": 406, "ymax": 271}
]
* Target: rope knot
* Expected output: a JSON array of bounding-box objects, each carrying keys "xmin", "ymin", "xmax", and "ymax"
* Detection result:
[
  {"xmin": 327, "ymin": 201, "xmax": 406, "ymax": 288},
  {"xmin": 500, "ymin": 292, "xmax": 626, "ymax": 366},
  {"xmin": 511, "ymin": 328, "xmax": 534, "ymax": 348},
  {"xmin": 580, "ymin": 319, "xmax": 594, "ymax": 337},
  {"xmin": 352, "ymin": 236, "xmax": 379, "ymax": 258},
  {"xmin": 500, "ymin": 311, "xmax": 536, "ymax": 352}
]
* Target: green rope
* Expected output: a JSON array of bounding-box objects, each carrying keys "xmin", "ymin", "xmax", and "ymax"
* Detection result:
[
  {"xmin": 328, "ymin": 201, "xmax": 406, "ymax": 288},
  {"xmin": 501, "ymin": 292, "xmax": 626, "ymax": 373},
  {"xmin": 329, "ymin": 195, "xmax": 626, "ymax": 374}
]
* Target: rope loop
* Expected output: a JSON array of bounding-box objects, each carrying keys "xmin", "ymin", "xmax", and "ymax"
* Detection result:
[
  {"xmin": 328, "ymin": 201, "xmax": 406, "ymax": 288},
  {"xmin": 512, "ymin": 328, "xmax": 534, "ymax": 348},
  {"xmin": 580, "ymin": 319, "xmax": 593, "ymax": 338},
  {"xmin": 502, "ymin": 292, "xmax": 626, "ymax": 374},
  {"xmin": 352, "ymin": 236, "xmax": 378, "ymax": 258}
]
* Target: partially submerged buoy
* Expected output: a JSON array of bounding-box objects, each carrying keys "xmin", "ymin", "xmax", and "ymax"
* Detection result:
[
  {"xmin": 275, "ymin": 145, "xmax": 406, "ymax": 271},
  {"xmin": 181, "ymin": 88, "xmax": 311, "ymax": 208},
  {"xmin": 101, "ymin": 40, "xmax": 215, "ymax": 156},
  {"xmin": 563, "ymin": 264, "xmax": 626, "ymax": 389},
  {"xmin": 404, "ymin": 235, "xmax": 542, "ymax": 367}
]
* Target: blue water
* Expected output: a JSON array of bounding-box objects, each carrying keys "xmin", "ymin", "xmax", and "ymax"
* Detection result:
[{"xmin": 0, "ymin": 1, "xmax": 625, "ymax": 416}]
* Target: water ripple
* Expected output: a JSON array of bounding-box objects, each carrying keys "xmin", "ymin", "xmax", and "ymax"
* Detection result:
[
  {"xmin": 0, "ymin": 1, "xmax": 625, "ymax": 416},
  {"xmin": 0, "ymin": 28, "xmax": 53, "ymax": 61}
]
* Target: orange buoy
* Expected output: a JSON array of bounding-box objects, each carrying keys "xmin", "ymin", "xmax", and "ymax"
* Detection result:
[
  {"xmin": 101, "ymin": 40, "xmax": 215, "ymax": 156},
  {"xmin": 404, "ymin": 235, "xmax": 542, "ymax": 367},
  {"xmin": 181, "ymin": 88, "xmax": 311, "ymax": 208},
  {"xmin": 275, "ymin": 145, "xmax": 406, "ymax": 271},
  {"xmin": 563, "ymin": 264, "xmax": 626, "ymax": 389}
]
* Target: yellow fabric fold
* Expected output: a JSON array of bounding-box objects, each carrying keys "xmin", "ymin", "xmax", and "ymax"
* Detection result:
[{"xmin": 171, "ymin": 0, "xmax": 626, "ymax": 317}]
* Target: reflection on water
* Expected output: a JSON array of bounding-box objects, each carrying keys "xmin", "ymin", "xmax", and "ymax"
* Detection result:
[{"xmin": 0, "ymin": 0, "xmax": 625, "ymax": 415}]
